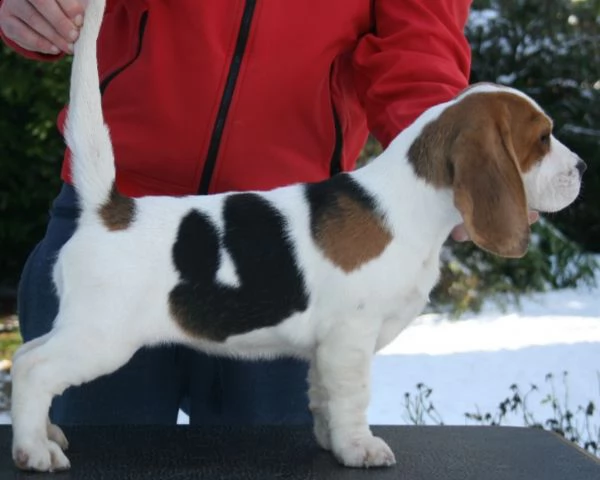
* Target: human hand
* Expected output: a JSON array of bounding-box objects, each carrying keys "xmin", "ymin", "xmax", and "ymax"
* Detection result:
[
  {"xmin": 451, "ymin": 211, "xmax": 540, "ymax": 242},
  {"xmin": 0, "ymin": 0, "xmax": 85, "ymax": 54}
]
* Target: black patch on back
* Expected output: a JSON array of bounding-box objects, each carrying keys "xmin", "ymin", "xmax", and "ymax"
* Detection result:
[
  {"xmin": 304, "ymin": 173, "xmax": 382, "ymax": 235},
  {"xmin": 169, "ymin": 193, "xmax": 309, "ymax": 342}
]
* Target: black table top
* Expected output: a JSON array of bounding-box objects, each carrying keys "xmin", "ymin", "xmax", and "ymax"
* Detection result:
[{"xmin": 1, "ymin": 425, "xmax": 599, "ymax": 479}]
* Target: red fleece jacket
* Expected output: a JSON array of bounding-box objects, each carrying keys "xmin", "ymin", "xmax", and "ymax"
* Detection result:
[{"xmin": 1, "ymin": 0, "xmax": 471, "ymax": 196}]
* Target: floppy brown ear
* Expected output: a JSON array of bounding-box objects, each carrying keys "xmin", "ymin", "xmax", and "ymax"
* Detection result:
[{"xmin": 451, "ymin": 119, "xmax": 530, "ymax": 258}]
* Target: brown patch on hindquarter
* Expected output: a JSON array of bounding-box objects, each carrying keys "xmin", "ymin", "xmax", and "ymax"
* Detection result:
[
  {"xmin": 313, "ymin": 193, "xmax": 392, "ymax": 272},
  {"xmin": 99, "ymin": 183, "xmax": 136, "ymax": 230}
]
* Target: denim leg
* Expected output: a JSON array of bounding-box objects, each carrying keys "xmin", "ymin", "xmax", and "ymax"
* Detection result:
[
  {"xmin": 218, "ymin": 357, "xmax": 311, "ymax": 425},
  {"xmin": 187, "ymin": 349, "xmax": 312, "ymax": 425},
  {"xmin": 17, "ymin": 184, "xmax": 183, "ymax": 425}
]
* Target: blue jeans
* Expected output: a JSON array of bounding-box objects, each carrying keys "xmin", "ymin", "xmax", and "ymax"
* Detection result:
[{"xmin": 17, "ymin": 183, "xmax": 311, "ymax": 425}]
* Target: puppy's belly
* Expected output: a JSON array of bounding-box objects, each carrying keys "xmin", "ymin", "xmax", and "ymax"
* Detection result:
[{"xmin": 182, "ymin": 310, "xmax": 316, "ymax": 360}]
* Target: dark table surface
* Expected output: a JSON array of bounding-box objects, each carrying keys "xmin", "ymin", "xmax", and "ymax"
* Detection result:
[{"xmin": 1, "ymin": 425, "xmax": 599, "ymax": 479}]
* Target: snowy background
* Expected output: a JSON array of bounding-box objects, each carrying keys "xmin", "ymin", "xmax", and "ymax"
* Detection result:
[{"xmin": 369, "ymin": 275, "xmax": 600, "ymax": 428}]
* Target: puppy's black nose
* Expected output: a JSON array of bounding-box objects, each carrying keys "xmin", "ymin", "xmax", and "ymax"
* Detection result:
[{"xmin": 576, "ymin": 159, "xmax": 587, "ymax": 176}]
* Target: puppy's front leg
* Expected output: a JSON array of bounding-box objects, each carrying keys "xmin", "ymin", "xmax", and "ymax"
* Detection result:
[
  {"xmin": 316, "ymin": 321, "xmax": 396, "ymax": 468},
  {"xmin": 308, "ymin": 358, "xmax": 332, "ymax": 451}
]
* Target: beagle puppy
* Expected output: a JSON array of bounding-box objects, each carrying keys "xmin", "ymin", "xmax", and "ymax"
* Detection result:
[{"xmin": 11, "ymin": 0, "xmax": 586, "ymax": 472}]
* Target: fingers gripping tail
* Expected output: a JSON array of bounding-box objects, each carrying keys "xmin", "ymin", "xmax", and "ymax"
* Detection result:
[{"xmin": 64, "ymin": 0, "xmax": 115, "ymax": 212}]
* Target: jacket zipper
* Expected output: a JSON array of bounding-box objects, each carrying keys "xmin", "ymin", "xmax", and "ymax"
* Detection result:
[
  {"xmin": 330, "ymin": 107, "xmax": 343, "ymax": 177},
  {"xmin": 329, "ymin": 61, "xmax": 343, "ymax": 177},
  {"xmin": 197, "ymin": 0, "xmax": 257, "ymax": 195},
  {"xmin": 100, "ymin": 12, "xmax": 149, "ymax": 95}
]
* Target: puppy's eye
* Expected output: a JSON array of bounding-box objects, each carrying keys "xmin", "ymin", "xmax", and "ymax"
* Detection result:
[{"xmin": 540, "ymin": 133, "xmax": 551, "ymax": 145}]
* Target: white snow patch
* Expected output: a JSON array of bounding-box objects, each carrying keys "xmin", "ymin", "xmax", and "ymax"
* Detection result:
[{"xmin": 369, "ymin": 270, "xmax": 600, "ymax": 427}]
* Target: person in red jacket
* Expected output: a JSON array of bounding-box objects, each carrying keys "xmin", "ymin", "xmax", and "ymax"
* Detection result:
[{"xmin": 1, "ymin": 0, "xmax": 473, "ymax": 425}]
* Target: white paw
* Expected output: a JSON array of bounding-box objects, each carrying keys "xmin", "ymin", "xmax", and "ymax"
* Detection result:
[
  {"xmin": 47, "ymin": 423, "xmax": 69, "ymax": 450},
  {"xmin": 333, "ymin": 435, "xmax": 396, "ymax": 468},
  {"xmin": 313, "ymin": 416, "xmax": 331, "ymax": 451},
  {"xmin": 13, "ymin": 439, "xmax": 71, "ymax": 472}
]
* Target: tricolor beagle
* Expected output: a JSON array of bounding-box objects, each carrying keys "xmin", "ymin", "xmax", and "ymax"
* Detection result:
[{"xmin": 11, "ymin": 0, "xmax": 585, "ymax": 471}]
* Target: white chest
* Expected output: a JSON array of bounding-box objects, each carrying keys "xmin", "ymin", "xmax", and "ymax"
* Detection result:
[{"xmin": 373, "ymin": 246, "xmax": 442, "ymax": 351}]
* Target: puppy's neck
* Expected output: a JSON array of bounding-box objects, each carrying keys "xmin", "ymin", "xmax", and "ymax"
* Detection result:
[{"xmin": 354, "ymin": 132, "xmax": 461, "ymax": 251}]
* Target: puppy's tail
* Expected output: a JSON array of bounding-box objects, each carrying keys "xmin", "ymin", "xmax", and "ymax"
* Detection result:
[{"xmin": 64, "ymin": 0, "xmax": 115, "ymax": 212}]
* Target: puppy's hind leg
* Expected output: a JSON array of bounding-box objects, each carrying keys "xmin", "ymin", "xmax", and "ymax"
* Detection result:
[
  {"xmin": 12, "ymin": 332, "xmax": 52, "ymax": 363},
  {"xmin": 47, "ymin": 418, "xmax": 69, "ymax": 451},
  {"xmin": 13, "ymin": 334, "xmax": 69, "ymax": 450},
  {"xmin": 316, "ymin": 320, "xmax": 396, "ymax": 468},
  {"xmin": 11, "ymin": 320, "xmax": 139, "ymax": 472}
]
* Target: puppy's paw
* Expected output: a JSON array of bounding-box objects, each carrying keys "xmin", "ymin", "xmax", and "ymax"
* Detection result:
[
  {"xmin": 13, "ymin": 439, "xmax": 71, "ymax": 472},
  {"xmin": 333, "ymin": 435, "xmax": 396, "ymax": 468},
  {"xmin": 47, "ymin": 422, "xmax": 69, "ymax": 450}
]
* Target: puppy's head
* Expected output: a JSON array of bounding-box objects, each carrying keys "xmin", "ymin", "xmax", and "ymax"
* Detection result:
[{"xmin": 408, "ymin": 83, "xmax": 585, "ymax": 258}]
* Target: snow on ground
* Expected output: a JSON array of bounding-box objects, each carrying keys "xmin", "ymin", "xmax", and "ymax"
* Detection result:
[{"xmin": 369, "ymin": 277, "xmax": 600, "ymax": 427}]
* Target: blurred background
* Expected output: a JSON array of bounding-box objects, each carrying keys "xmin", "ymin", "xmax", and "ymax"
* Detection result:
[{"xmin": 1, "ymin": 0, "xmax": 599, "ymax": 455}]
